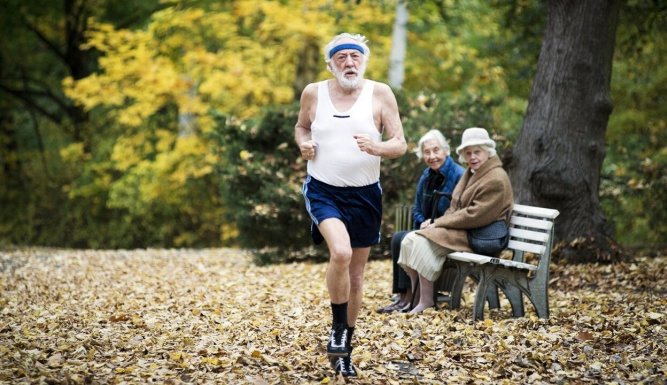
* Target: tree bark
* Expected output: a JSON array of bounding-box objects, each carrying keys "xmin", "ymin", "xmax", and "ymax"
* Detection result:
[{"xmin": 507, "ymin": 0, "xmax": 625, "ymax": 262}]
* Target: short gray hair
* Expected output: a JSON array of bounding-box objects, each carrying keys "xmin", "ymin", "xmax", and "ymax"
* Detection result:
[
  {"xmin": 323, "ymin": 33, "xmax": 370, "ymax": 63},
  {"xmin": 416, "ymin": 129, "xmax": 451, "ymax": 159},
  {"xmin": 457, "ymin": 144, "xmax": 497, "ymax": 164}
]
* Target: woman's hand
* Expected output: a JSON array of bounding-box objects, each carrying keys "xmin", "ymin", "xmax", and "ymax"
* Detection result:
[{"xmin": 420, "ymin": 221, "xmax": 435, "ymax": 229}]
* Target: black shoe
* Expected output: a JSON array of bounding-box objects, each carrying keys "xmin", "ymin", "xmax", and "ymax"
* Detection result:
[
  {"xmin": 326, "ymin": 323, "xmax": 349, "ymax": 357},
  {"xmin": 376, "ymin": 301, "xmax": 404, "ymax": 313},
  {"xmin": 331, "ymin": 353, "xmax": 357, "ymax": 377}
]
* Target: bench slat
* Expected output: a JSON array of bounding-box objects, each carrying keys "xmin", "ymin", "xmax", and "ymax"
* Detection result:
[
  {"xmin": 491, "ymin": 258, "xmax": 537, "ymax": 271},
  {"xmin": 447, "ymin": 252, "xmax": 492, "ymax": 265},
  {"xmin": 507, "ymin": 239, "xmax": 546, "ymax": 255},
  {"xmin": 512, "ymin": 204, "xmax": 560, "ymax": 219},
  {"xmin": 509, "ymin": 228, "xmax": 550, "ymax": 243},
  {"xmin": 448, "ymin": 252, "xmax": 537, "ymax": 271},
  {"xmin": 510, "ymin": 216, "xmax": 554, "ymax": 231}
]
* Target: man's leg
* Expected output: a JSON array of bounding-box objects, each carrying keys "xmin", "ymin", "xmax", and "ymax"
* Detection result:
[
  {"xmin": 318, "ymin": 219, "xmax": 369, "ymax": 377},
  {"xmin": 318, "ymin": 218, "xmax": 353, "ymax": 358},
  {"xmin": 330, "ymin": 245, "xmax": 369, "ymax": 378},
  {"xmin": 318, "ymin": 218, "xmax": 353, "ymax": 303},
  {"xmin": 347, "ymin": 246, "xmax": 370, "ymax": 327}
]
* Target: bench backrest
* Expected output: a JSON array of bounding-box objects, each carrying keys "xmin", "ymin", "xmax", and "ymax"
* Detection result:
[
  {"xmin": 395, "ymin": 205, "xmax": 414, "ymax": 232},
  {"xmin": 507, "ymin": 204, "xmax": 560, "ymax": 266}
]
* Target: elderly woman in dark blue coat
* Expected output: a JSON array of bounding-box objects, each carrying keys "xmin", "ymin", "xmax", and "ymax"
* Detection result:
[{"xmin": 377, "ymin": 129, "xmax": 464, "ymax": 313}]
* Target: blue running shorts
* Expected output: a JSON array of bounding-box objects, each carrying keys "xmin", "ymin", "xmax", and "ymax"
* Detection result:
[{"xmin": 302, "ymin": 175, "xmax": 383, "ymax": 248}]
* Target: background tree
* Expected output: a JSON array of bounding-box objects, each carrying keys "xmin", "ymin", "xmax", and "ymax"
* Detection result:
[
  {"xmin": 0, "ymin": 0, "xmax": 163, "ymax": 246},
  {"xmin": 57, "ymin": 0, "xmax": 395, "ymax": 249},
  {"xmin": 1, "ymin": 0, "xmax": 664, "ymax": 260},
  {"xmin": 601, "ymin": 0, "xmax": 667, "ymax": 249},
  {"xmin": 388, "ymin": 0, "xmax": 408, "ymax": 89},
  {"xmin": 507, "ymin": 0, "xmax": 623, "ymax": 262}
]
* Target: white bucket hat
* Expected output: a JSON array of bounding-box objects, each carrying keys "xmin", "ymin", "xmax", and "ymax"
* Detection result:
[{"xmin": 456, "ymin": 127, "xmax": 496, "ymax": 155}]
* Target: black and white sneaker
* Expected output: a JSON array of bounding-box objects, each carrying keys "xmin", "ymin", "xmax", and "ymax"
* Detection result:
[
  {"xmin": 331, "ymin": 354, "xmax": 357, "ymax": 377},
  {"xmin": 326, "ymin": 323, "xmax": 349, "ymax": 357}
]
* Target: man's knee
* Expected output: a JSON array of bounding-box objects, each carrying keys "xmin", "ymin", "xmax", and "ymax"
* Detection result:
[{"xmin": 329, "ymin": 245, "xmax": 353, "ymax": 266}]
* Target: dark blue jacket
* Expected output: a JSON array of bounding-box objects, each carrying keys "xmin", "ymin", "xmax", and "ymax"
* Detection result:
[{"xmin": 412, "ymin": 156, "xmax": 464, "ymax": 229}]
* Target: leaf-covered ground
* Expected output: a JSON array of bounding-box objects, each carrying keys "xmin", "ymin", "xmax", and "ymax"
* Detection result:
[{"xmin": 1, "ymin": 248, "xmax": 665, "ymax": 384}]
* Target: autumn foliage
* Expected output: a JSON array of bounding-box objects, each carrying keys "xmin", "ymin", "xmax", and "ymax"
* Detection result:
[
  {"xmin": 1, "ymin": 248, "xmax": 665, "ymax": 383},
  {"xmin": 1, "ymin": 1, "xmax": 665, "ymax": 253}
]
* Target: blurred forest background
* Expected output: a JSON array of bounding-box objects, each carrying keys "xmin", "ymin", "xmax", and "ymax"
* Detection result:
[{"xmin": 0, "ymin": 0, "xmax": 665, "ymax": 263}]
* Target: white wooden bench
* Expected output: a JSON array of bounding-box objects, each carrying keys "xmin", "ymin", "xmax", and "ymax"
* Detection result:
[{"xmin": 444, "ymin": 203, "xmax": 560, "ymax": 321}]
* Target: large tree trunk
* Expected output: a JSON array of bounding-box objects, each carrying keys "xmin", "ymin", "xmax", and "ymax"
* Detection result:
[{"xmin": 507, "ymin": 0, "xmax": 625, "ymax": 263}]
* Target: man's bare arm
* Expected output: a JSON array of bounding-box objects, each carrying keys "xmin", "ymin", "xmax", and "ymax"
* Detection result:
[
  {"xmin": 363, "ymin": 82, "xmax": 406, "ymax": 159},
  {"xmin": 295, "ymin": 84, "xmax": 318, "ymax": 160}
]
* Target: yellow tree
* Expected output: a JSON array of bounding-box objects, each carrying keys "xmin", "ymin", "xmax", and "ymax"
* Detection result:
[
  {"xmin": 64, "ymin": 1, "xmax": 396, "ymax": 124},
  {"xmin": 61, "ymin": 0, "xmax": 394, "ymax": 246}
]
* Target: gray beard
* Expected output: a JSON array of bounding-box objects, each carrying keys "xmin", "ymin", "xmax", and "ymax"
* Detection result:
[
  {"xmin": 332, "ymin": 63, "xmax": 367, "ymax": 90},
  {"xmin": 338, "ymin": 75, "xmax": 361, "ymax": 90}
]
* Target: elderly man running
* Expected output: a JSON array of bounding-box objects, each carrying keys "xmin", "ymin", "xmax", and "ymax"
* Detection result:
[{"xmin": 295, "ymin": 32, "xmax": 406, "ymax": 377}]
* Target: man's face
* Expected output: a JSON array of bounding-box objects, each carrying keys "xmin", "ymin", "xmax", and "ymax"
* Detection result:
[{"xmin": 329, "ymin": 48, "xmax": 366, "ymax": 90}]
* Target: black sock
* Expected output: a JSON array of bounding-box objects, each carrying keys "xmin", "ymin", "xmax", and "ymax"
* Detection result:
[
  {"xmin": 346, "ymin": 326, "xmax": 355, "ymax": 349},
  {"xmin": 331, "ymin": 302, "xmax": 348, "ymax": 325}
]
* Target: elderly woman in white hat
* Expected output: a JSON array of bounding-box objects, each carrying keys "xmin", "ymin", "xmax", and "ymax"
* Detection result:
[{"xmin": 397, "ymin": 127, "xmax": 513, "ymax": 313}]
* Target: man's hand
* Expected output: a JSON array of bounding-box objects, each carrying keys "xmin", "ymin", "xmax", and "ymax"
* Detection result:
[
  {"xmin": 354, "ymin": 134, "xmax": 376, "ymax": 155},
  {"xmin": 299, "ymin": 140, "xmax": 318, "ymax": 160}
]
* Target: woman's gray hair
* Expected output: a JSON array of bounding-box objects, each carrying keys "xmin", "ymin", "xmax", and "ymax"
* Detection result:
[
  {"xmin": 416, "ymin": 129, "xmax": 451, "ymax": 159},
  {"xmin": 323, "ymin": 33, "xmax": 370, "ymax": 63},
  {"xmin": 458, "ymin": 144, "xmax": 497, "ymax": 164}
]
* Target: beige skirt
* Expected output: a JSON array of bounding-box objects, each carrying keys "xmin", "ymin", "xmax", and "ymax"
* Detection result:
[{"xmin": 397, "ymin": 232, "xmax": 453, "ymax": 282}]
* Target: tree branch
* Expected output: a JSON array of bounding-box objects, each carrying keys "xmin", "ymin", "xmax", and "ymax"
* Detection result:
[
  {"xmin": 0, "ymin": 75, "xmax": 71, "ymax": 113},
  {"xmin": 65, "ymin": 0, "xmax": 88, "ymax": 55},
  {"xmin": 21, "ymin": 16, "xmax": 67, "ymax": 63},
  {"xmin": 0, "ymin": 83, "xmax": 63, "ymax": 124}
]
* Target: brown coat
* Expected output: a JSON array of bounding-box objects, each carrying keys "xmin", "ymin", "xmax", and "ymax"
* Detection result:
[{"xmin": 417, "ymin": 156, "xmax": 513, "ymax": 251}]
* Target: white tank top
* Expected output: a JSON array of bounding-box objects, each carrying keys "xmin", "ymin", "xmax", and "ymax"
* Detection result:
[{"xmin": 307, "ymin": 80, "xmax": 381, "ymax": 187}]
